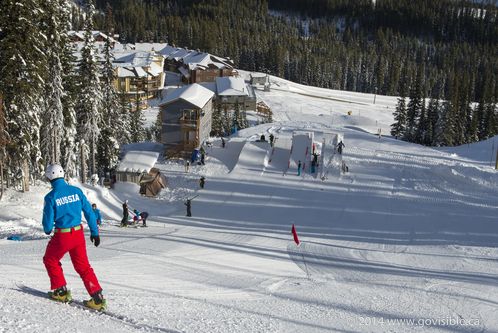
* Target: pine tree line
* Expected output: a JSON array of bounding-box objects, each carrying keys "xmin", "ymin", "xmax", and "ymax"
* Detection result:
[
  {"xmin": 391, "ymin": 67, "xmax": 497, "ymax": 146},
  {"xmin": 90, "ymin": 0, "xmax": 497, "ymax": 145},
  {"xmin": 0, "ymin": 0, "xmax": 134, "ymax": 190}
]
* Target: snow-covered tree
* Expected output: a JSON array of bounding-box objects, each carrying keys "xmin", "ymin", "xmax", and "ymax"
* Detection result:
[
  {"xmin": 59, "ymin": 0, "xmax": 79, "ymax": 178},
  {"xmin": 76, "ymin": 0, "xmax": 102, "ymax": 178},
  {"xmin": 0, "ymin": 0, "xmax": 46, "ymax": 190},
  {"xmin": 130, "ymin": 107, "xmax": 145, "ymax": 142},
  {"xmin": 97, "ymin": 3, "xmax": 121, "ymax": 174},
  {"xmin": 40, "ymin": 0, "xmax": 66, "ymax": 165},
  {"xmin": 211, "ymin": 103, "xmax": 224, "ymax": 136}
]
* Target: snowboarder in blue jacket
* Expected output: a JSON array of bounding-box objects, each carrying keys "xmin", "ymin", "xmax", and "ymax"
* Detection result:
[{"xmin": 42, "ymin": 164, "xmax": 106, "ymax": 311}]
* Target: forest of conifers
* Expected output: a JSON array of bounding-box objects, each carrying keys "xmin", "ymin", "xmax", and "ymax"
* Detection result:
[{"xmin": 83, "ymin": 0, "xmax": 497, "ymax": 145}]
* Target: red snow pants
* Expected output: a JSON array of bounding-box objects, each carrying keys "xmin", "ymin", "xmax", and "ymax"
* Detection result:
[{"xmin": 43, "ymin": 225, "xmax": 101, "ymax": 296}]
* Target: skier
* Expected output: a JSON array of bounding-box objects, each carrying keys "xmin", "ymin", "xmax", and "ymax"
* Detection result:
[
  {"xmin": 184, "ymin": 159, "xmax": 190, "ymax": 173},
  {"xmin": 42, "ymin": 164, "xmax": 106, "ymax": 311},
  {"xmin": 221, "ymin": 137, "xmax": 226, "ymax": 148},
  {"xmin": 269, "ymin": 133, "xmax": 275, "ymax": 147},
  {"xmin": 199, "ymin": 176, "xmax": 205, "ymax": 189},
  {"xmin": 92, "ymin": 203, "xmax": 102, "ymax": 226},
  {"xmin": 200, "ymin": 151, "xmax": 205, "ymax": 165},
  {"xmin": 140, "ymin": 211, "xmax": 149, "ymax": 227},
  {"xmin": 297, "ymin": 160, "xmax": 302, "ymax": 176},
  {"xmin": 337, "ymin": 140, "xmax": 345, "ymax": 154},
  {"xmin": 185, "ymin": 199, "xmax": 192, "ymax": 217},
  {"xmin": 121, "ymin": 200, "xmax": 129, "ymax": 227}
]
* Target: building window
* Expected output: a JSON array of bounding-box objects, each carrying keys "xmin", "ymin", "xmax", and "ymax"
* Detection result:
[{"xmin": 183, "ymin": 109, "xmax": 197, "ymax": 121}]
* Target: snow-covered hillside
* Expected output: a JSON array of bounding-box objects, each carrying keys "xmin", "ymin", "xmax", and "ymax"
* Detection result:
[{"xmin": 1, "ymin": 76, "xmax": 497, "ymax": 333}]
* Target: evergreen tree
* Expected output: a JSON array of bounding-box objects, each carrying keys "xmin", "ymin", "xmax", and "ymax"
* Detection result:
[
  {"xmin": 60, "ymin": 0, "xmax": 79, "ymax": 178},
  {"xmin": 40, "ymin": 0, "xmax": 65, "ymax": 165},
  {"xmin": 434, "ymin": 99, "xmax": 456, "ymax": 146},
  {"xmin": 130, "ymin": 108, "xmax": 145, "ymax": 142},
  {"xmin": 232, "ymin": 102, "xmax": 246, "ymax": 131},
  {"xmin": 76, "ymin": 0, "xmax": 102, "ymax": 178},
  {"xmin": 390, "ymin": 65, "xmax": 409, "ymax": 139},
  {"xmin": 425, "ymin": 96, "xmax": 440, "ymax": 146},
  {"xmin": 211, "ymin": 103, "xmax": 224, "ymax": 136},
  {"xmin": 415, "ymin": 97, "xmax": 428, "ymax": 145},
  {"xmin": 0, "ymin": 0, "xmax": 46, "ymax": 190},
  {"xmin": 405, "ymin": 66, "xmax": 423, "ymax": 142},
  {"xmin": 117, "ymin": 93, "xmax": 132, "ymax": 144},
  {"xmin": 97, "ymin": 2, "xmax": 121, "ymax": 174},
  {"xmin": 391, "ymin": 97, "xmax": 407, "ymax": 140}
]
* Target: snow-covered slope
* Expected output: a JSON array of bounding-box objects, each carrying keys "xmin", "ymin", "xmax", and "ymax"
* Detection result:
[{"xmin": 1, "ymin": 76, "xmax": 497, "ymax": 333}]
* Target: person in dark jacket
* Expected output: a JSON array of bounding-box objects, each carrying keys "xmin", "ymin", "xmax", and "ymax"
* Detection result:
[
  {"xmin": 337, "ymin": 141, "xmax": 345, "ymax": 154},
  {"xmin": 121, "ymin": 200, "xmax": 129, "ymax": 227},
  {"xmin": 185, "ymin": 199, "xmax": 192, "ymax": 217},
  {"xmin": 199, "ymin": 176, "xmax": 205, "ymax": 189},
  {"xmin": 42, "ymin": 164, "xmax": 106, "ymax": 311},
  {"xmin": 140, "ymin": 211, "xmax": 149, "ymax": 227}
]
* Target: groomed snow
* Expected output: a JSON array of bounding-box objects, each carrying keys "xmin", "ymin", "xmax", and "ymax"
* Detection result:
[{"xmin": 1, "ymin": 74, "xmax": 497, "ymax": 333}]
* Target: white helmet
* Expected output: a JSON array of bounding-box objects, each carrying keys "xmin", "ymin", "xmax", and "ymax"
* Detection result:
[{"xmin": 45, "ymin": 164, "xmax": 65, "ymax": 181}]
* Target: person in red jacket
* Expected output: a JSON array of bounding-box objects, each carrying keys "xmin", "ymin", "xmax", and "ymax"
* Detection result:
[{"xmin": 42, "ymin": 164, "xmax": 106, "ymax": 311}]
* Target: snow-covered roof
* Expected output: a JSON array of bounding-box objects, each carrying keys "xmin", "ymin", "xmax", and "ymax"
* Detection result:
[
  {"xmin": 113, "ymin": 51, "xmax": 155, "ymax": 67},
  {"xmin": 117, "ymin": 142, "xmax": 163, "ymax": 173},
  {"xmin": 216, "ymin": 77, "xmax": 248, "ymax": 96},
  {"xmin": 147, "ymin": 62, "xmax": 163, "ymax": 76},
  {"xmin": 68, "ymin": 30, "xmax": 117, "ymax": 44},
  {"xmin": 134, "ymin": 43, "xmax": 169, "ymax": 53},
  {"xmin": 199, "ymin": 82, "xmax": 217, "ymax": 94},
  {"xmin": 117, "ymin": 150, "xmax": 159, "ymax": 173},
  {"xmin": 159, "ymin": 84, "xmax": 215, "ymax": 109},
  {"xmin": 117, "ymin": 43, "xmax": 234, "ymax": 72}
]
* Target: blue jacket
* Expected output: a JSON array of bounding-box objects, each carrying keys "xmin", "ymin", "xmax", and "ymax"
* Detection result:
[
  {"xmin": 93, "ymin": 208, "xmax": 102, "ymax": 222},
  {"xmin": 42, "ymin": 178, "xmax": 99, "ymax": 236}
]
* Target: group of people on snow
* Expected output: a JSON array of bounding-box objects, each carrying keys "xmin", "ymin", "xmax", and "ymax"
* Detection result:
[{"xmin": 121, "ymin": 200, "xmax": 149, "ymax": 227}]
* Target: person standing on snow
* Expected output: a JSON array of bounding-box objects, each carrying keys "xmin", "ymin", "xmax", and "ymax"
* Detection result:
[
  {"xmin": 337, "ymin": 140, "xmax": 345, "ymax": 154},
  {"xmin": 42, "ymin": 164, "xmax": 106, "ymax": 311},
  {"xmin": 121, "ymin": 200, "xmax": 129, "ymax": 227},
  {"xmin": 199, "ymin": 176, "xmax": 205, "ymax": 189},
  {"xmin": 185, "ymin": 199, "xmax": 192, "ymax": 217},
  {"xmin": 92, "ymin": 203, "xmax": 102, "ymax": 226},
  {"xmin": 269, "ymin": 133, "xmax": 275, "ymax": 147},
  {"xmin": 297, "ymin": 160, "xmax": 302, "ymax": 176}
]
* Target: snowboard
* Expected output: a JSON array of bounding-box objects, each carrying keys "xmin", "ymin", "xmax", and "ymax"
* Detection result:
[{"xmin": 47, "ymin": 291, "xmax": 107, "ymax": 312}]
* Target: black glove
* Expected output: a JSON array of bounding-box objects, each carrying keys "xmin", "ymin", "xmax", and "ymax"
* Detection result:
[{"xmin": 90, "ymin": 235, "xmax": 100, "ymax": 247}]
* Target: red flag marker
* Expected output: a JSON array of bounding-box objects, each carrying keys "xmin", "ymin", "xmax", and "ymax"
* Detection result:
[{"xmin": 291, "ymin": 224, "xmax": 300, "ymax": 246}]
